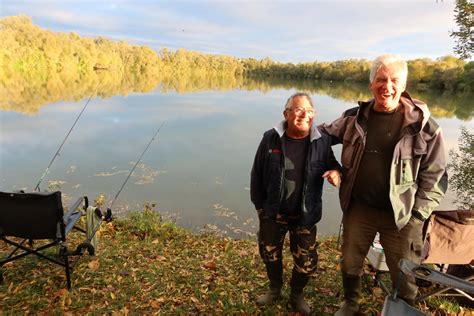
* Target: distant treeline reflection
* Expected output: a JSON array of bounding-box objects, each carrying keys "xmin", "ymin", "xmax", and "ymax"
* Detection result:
[
  {"xmin": 3, "ymin": 69, "xmax": 472, "ymax": 120},
  {"xmin": 1, "ymin": 15, "xmax": 472, "ymax": 120}
]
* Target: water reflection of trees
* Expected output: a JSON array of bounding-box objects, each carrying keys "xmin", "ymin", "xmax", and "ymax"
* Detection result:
[
  {"xmin": 410, "ymin": 90, "xmax": 473, "ymax": 121},
  {"xmin": 242, "ymin": 77, "xmax": 373, "ymax": 103},
  {"xmin": 243, "ymin": 77, "xmax": 473, "ymax": 121},
  {"xmin": 2, "ymin": 70, "xmax": 472, "ymax": 120},
  {"xmin": 1, "ymin": 68, "xmax": 159, "ymax": 114}
]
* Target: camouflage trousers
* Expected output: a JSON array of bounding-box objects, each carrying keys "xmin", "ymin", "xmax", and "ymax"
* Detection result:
[{"xmin": 258, "ymin": 213, "xmax": 318, "ymax": 276}]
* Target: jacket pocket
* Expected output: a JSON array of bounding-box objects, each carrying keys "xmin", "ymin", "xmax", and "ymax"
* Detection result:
[
  {"xmin": 398, "ymin": 144, "xmax": 426, "ymax": 185},
  {"xmin": 400, "ymin": 158, "xmax": 418, "ymax": 184}
]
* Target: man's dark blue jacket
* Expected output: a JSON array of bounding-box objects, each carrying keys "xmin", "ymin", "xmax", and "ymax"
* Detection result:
[{"xmin": 250, "ymin": 121, "xmax": 342, "ymax": 227}]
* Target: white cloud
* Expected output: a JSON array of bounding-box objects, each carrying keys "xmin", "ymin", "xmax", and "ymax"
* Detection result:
[{"xmin": 0, "ymin": 0, "xmax": 459, "ymax": 62}]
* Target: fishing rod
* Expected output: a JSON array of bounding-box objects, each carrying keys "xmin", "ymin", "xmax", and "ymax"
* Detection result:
[
  {"xmin": 67, "ymin": 120, "xmax": 166, "ymax": 257},
  {"xmin": 34, "ymin": 94, "xmax": 94, "ymax": 192},
  {"xmin": 77, "ymin": 121, "xmax": 165, "ymax": 253},
  {"xmin": 108, "ymin": 120, "xmax": 166, "ymax": 211}
]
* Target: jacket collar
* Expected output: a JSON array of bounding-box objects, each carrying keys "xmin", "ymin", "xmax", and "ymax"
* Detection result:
[
  {"xmin": 357, "ymin": 91, "xmax": 431, "ymax": 135},
  {"xmin": 274, "ymin": 120, "xmax": 321, "ymax": 142}
]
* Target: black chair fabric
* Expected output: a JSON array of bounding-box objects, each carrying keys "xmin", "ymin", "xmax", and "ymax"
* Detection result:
[{"xmin": 0, "ymin": 191, "xmax": 64, "ymax": 240}]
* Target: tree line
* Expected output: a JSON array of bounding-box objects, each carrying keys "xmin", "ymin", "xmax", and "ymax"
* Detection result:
[
  {"xmin": 1, "ymin": 15, "xmax": 473, "ymax": 97},
  {"xmin": 0, "ymin": 16, "xmax": 242, "ymax": 81},
  {"xmin": 244, "ymin": 56, "xmax": 474, "ymax": 93}
]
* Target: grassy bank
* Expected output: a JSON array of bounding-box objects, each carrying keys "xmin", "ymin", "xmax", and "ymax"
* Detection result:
[{"xmin": 0, "ymin": 210, "xmax": 472, "ymax": 315}]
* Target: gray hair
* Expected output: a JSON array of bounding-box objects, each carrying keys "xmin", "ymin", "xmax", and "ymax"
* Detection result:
[
  {"xmin": 369, "ymin": 54, "xmax": 408, "ymax": 85},
  {"xmin": 284, "ymin": 92, "xmax": 314, "ymax": 111}
]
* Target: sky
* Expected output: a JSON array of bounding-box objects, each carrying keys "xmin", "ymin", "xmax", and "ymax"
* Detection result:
[{"xmin": 0, "ymin": 0, "xmax": 460, "ymax": 63}]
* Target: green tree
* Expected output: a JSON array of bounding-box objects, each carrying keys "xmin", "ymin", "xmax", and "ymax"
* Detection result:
[
  {"xmin": 429, "ymin": 56, "xmax": 465, "ymax": 90},
  {"xmin": 450, "ymin": 0, "xmax": 473, "ymax": 59},
  {"xmin": 448, "ymin": 126, "xmax": 474, "ymax": 209}
]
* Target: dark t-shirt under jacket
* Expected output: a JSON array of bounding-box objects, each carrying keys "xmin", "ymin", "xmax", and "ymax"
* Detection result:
[
  {"xmin": 352, "ymin": 106, "xmax": 403, "ymax": 211},
  {"xmin": 281, "ymin": 133, "xmax": 310, "ymax": 216}
]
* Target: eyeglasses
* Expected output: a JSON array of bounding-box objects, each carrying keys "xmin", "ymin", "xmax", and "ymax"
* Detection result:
[{"xmin": 288, "ymin": 107, "xmax": 314, "ymax": 116}]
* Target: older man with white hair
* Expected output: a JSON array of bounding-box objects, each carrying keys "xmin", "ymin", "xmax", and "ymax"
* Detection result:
[{"xmin": 321, "ymin": 54, "xmax": 448, "ymax": 315}]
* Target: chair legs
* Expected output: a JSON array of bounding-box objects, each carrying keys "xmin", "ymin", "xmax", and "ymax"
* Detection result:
[
  {"xmin": 60, "ymin": 246, "xmax": 72, "ymax": 290},
  {"xmin": 1, "ymin": 239, "xmax": 77, "ymax": 290}
]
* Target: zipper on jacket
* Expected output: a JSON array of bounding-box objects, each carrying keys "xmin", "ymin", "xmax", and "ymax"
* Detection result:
[
  {"xmin": 278, "ymin": 148, "xmax": 285, "ymax": 203},
  {"xmin": 300, "ymin": 145, "xmax": 312, "ymax": 214}
]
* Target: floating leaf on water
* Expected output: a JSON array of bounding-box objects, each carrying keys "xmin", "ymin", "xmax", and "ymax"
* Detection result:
[
  {"xmin": 66, "ymin": 165, "xmax": 77, "ymax": 174},
  {"xmin": 94, "ymin": 170, "xmax": 128, "ymax": 177}
]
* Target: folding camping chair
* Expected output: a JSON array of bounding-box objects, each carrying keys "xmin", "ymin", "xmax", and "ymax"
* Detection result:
[
  {"xmin": 416, "ymin": 209, "xmax": 474, "ymax": 303},
  {"xmin": 375, "ymin": 210, "xmax": 474, "ymax": 315},
  {"xmin": 0, "ymin": 191, "xmax": 112, "ymax": 289}
]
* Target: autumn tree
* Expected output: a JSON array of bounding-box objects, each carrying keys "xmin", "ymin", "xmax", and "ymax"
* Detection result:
[
  {"xmin": 448, "ymin": 127, "xmax": 474, "ymax": 209},
  {"xmin": 450, "ymin": 0, "xmax": 473, "ymax": 59}
]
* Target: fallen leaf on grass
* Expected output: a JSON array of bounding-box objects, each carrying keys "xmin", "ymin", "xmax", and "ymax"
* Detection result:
[
  {"xmin": 150, "ymin": 300, "xmax": 161, "ymax": 308},
  {"xmin": 319, "ymin": 288, "xmax": 335, "ymax": 296},
  {"xmin": 156, "ymin": 255, "xmax": 167, "ymax": 262},
  {"xmin": 88, "ymin": 260, "xmax": 100, "ymax": 271},
  {"xmin": 324, "ymin": 306, "xmax": 334, "ymax": 313},
  {"xmin": 202, "ymin": 261, "xmax": 217, "ymax": 270},
  {"xmin": 53, "ymin": 288, "xmax": 69, "ymax": 300},
  {"xmin": 372, "ymin": 287, "xmax": 384, "ymax": 298}
]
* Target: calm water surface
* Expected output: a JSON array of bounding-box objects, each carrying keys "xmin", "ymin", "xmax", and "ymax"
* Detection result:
[{"xmin": 1, "ymin": 82, "xmax": 472, "ymax": 238}]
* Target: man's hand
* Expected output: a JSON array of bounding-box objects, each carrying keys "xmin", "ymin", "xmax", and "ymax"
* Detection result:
[{"xmin": 322, "ymin": 170, "xmax": 341, "ymax": 188}]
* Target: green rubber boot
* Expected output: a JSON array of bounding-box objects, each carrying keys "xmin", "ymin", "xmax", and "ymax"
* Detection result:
[
  {"xmin": 289, "ymin": 271, "xmax": 311, "ymax": 315},
  {"xmin": 256, "ymin": 261, "xmax": 283, "ymax": 306},
  {"xmin": 256, "ymin": 286, "xmax": 282, "ymax": 305},
  {"xmin": 334, "ymin": 275, "xmax": 361, "ymax": 316}
]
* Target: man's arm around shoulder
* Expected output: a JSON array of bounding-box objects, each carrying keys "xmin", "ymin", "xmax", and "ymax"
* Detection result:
[{"xmin": 319, "ymin": 107, "xmax": 358, "ymax": 145}]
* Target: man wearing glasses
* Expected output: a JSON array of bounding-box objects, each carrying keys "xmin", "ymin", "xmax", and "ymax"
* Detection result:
[{"xmin": 251, "ymin": 92, "xmax": 342, "ymax": 314}]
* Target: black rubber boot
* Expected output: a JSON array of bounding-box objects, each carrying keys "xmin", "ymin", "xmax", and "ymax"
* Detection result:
[
  {"xmin": 257, "ymin": 261, "xmax": 283, "ymax": 305},
  {"xmin": 334, "ymin": 274, "xmax": 361, "ymax": 316},
  {"xmin": 289, "ymin": 271, "xmax": 311, "ymax": 315}
]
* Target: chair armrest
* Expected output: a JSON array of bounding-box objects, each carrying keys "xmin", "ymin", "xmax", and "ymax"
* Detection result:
[
  {"xmin": 64, "ymin": 196, "xmax": 85, "ymax": 234},
  {"xmin": 399, "ymin": 259, "xmax": 474, "ymax": 294}
]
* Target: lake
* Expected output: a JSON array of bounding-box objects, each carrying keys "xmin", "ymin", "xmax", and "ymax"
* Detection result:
[{"xmin": 1, "ymin": 77, "xmax": 472, "ymax": 238}]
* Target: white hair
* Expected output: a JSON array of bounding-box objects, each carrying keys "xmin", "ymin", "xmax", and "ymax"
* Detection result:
[
  {"xmin": 284, "ymin": 92, "xmax": 314, "ymax": 111},
  {"xmin": 369, "ymin": 54, "xmax": 408, "ymax": 85}
]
